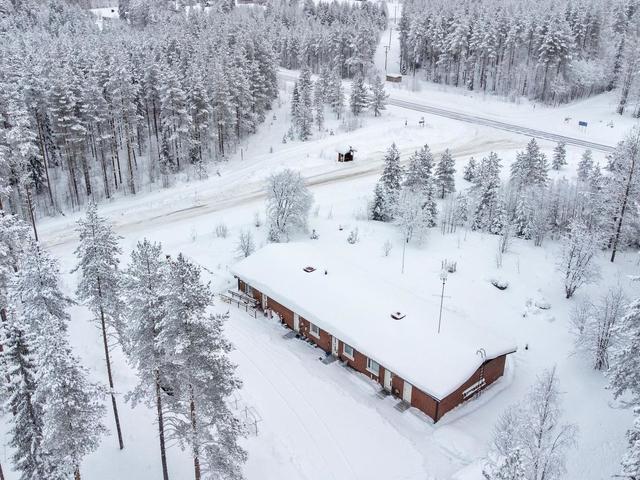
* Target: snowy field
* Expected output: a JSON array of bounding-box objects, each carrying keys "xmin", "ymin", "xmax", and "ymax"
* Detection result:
[{"xmin": 13, "ymin": 82, "xmax": 636, "ymax": 480}]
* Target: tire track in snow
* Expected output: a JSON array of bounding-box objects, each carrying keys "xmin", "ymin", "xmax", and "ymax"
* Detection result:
[{"xmin": 228, "ymin": 317, "xmax": 360, "ymax": 480}]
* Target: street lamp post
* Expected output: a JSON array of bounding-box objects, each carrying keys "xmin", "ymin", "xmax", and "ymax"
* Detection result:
[{"xmin": 437, "ymin": 270, "xmax": 448, "ymax": 334}]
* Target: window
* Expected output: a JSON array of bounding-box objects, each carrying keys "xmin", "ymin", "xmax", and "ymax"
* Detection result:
[
  {"xmin": 366, "ymin": 358, "xmax": 380, "ymax": 376},
  {"xmin": 343, "ymin": 343, "xmax": 354, "ymax": 360},
  {"xmin": 244, "ymin": 283, "xmax": 252, "ymax": 296},
  {"xmin": 309, "ymin": 322, "xmax": 320, "ymax": 338}
]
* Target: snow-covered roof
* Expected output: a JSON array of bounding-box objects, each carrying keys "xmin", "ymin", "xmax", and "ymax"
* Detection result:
[{"xmin": 232, "ymin": 243, "xmax": 516, "ymax": 400}]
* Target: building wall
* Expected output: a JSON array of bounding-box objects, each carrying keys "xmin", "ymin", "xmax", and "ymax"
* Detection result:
[
  {"xmin": 436, "ymin": 354, "xmax": 507, "ymax": 420},
  {"xmin": 236, "ymin": 276, "xmax": 509, "ymax": 423}
]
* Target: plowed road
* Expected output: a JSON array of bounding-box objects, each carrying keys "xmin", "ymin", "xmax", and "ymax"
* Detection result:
[
  {"xmin": 278, "ymin": 71, "xmax": 615, "ymax": 153},
  {"xmin": 388, "ymin": 98, "xmax": 615, "ymax": 153}
]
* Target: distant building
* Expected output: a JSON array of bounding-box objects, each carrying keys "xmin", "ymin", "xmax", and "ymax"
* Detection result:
[
  {"xmin": 386, "ymin": 74, "xmax": 402, "ymax": 83},
  {"xmin": 233, "ymin": 244, "xmax": 516, "ymax": 423},
  {"xmin": 337, "ymin": 146, "xmax": 355, "ymax": 162}
]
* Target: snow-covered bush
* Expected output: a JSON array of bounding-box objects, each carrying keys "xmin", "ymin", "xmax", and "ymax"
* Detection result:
[
  {"xmin": 347, "ymin": 228, "xmax": 359, "ymax": 244},
  {"xmin": 237, "ymin": 230, "xmax": 255, "ymax": 258},
  {"xmin": 215, "ymin": 223, "xmax": 229, "ymax": 239},
  {"xmin": 557, "ymin": 219, "xmax": 601, "ymax": 298},
  {"xmin": 490, "ymin": 278, "xmax": 509, "ymax": 290}
]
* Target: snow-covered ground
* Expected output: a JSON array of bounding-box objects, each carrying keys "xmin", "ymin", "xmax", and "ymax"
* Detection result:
[
  {"xmin": 15, "ymin": 85, "xmax": 635, "ymax": 480},
  {"xmin": 8, "ymin": 4, "xmax": 638, "ymax": 479}
]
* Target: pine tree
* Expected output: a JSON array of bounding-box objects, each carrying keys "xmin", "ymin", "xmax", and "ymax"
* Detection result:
[
  {"xmin": 511, "ymin": 138, "xmax": 548, "ymax": 187},
  {"xmin": 620, "ymin": 408, "xmax": 640, "ymax": 480},
  {"xmin": 605, "ymin": 127, "xmax": 640, "ymax": 262},
  {"xmin": 0, "ymin": 317, "xmax": 52, "ymax": 480},
  {"xmin": 313, "ymin": 81, "xmax": 324, "ymax": 131},
  {"xmin": 349, "ymin": 73, "xmax": 369, "ymax": 116},
  {"xmin": 162, "ymin": 255, "xmax": 246, "ymax": 480},
  {"xmin": 73, "ymin": 201, "xmax": 125, "ymax": 450},
  {"xmin": 35, "ymin": 320, "xmax": 106, "ymax": 480},
  {"xmin": 436, "ymin": 149, "xmax": 456, "ymax": 199},
  {"xmin": 122, "ymin": 239, "xmax": 171, "ymax": 480},
  {"xmin": 404, "ymin": 145, "xmax": 434, "ymax": 191},
  {"xmin": 0, "ymin": 212, "xmax": 29, "ymax": 324},
  {"xmin": 609, "ymin": 298, "xmax": 640, "ymax": 404},
  {"xmin": 577, "ymin": 149, "xmax": 594, "ymax": 181},
  {"xmin": 11, "ymin": 239, "xmax": 73, "ymax": 338},
  {"xmin": 369, "ymin": 75, "xmax": 388, "ymax": 117},
  {"xmin": 552, "ymin": 141, "xmax": 567, "ymax": 170}
]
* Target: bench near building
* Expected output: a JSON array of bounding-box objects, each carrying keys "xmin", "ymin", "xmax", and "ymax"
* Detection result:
[{"xmin": 232, "ymin": 243, "xmax": 516, "ymax": 423}]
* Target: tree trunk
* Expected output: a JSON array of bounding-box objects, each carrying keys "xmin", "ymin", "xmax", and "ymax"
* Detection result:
[
  {"xmin": 611, "ymin": 138, "xmax": 638, "ymax": 262},
  {"xmin": 100, "ymin": 304, "xmax": 124, "ymax": 450},
  {"xmin": 190, "ymin": 390, "xmax": 201, "ymax": 480},
  {"xmin": 74, "ymin": 466, "xmax": 81, "ymax": 480},
  {"xmin": 155, "ymin": 370, "xmax": 170, "ymax": 480}
]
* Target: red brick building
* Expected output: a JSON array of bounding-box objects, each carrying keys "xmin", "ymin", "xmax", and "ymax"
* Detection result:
[{"xmin": 233, "ymin": 244, "xmax": 516, "ymax": 423}]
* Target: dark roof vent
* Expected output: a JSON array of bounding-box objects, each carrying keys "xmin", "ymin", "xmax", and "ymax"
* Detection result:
[
  {"xmin": 391, "ymin": 312, "xmax": 405, "ymax": 320},
  {"xmin": 303, "ymin": 266, "xmax": 316, "ymax": 273}
]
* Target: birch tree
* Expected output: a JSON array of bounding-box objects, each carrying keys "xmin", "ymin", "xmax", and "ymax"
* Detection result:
[{"xmin": 266, "ymin": 169, "xmax": 313, "ymax": 242}]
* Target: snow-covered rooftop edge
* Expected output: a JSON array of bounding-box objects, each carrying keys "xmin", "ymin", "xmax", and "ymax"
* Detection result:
[{"xmin": 232, "ymin": 243, "xmax": 517, "ymax": 400}]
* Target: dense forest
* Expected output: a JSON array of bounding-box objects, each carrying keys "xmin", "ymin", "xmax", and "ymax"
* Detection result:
[
  {"xmin": 0, "ymin": 0, "xmax": 386, "ymax": 230},
  {"xmin": 399, "ymin": 0, "xmax": 640, "ymax": 109}
]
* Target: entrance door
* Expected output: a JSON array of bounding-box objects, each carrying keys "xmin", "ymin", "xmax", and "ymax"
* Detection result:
[
  {"xmin": 403, "ymin": 381, "xmax": 413, "ymax": 403},
  {"xmin": 293, "ymin": 313, "xmax": 300, "ymax": 332},
  {"xmin": 331, "ymin": 336, "xmax": 339, "ymax": 356},
  {"xmin": 261, "ymin": 293, "xmax": 268, "ymax": 310},
  {"xmin": 384, "ymin": 369, "xmax": 392, "ymax": 392}
]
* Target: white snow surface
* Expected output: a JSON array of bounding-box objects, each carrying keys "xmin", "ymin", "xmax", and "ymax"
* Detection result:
[{"xmin": 233, "ymin": 243, "xmax": 516, "ymax": 400}]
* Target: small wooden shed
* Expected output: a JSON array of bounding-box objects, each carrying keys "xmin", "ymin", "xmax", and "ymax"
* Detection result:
[
  {"xmin": 338, "ymin": 147, "xmax": 356, "ymax": 162},
  {"xmin": 386, "ymin": 74, "xmax": 402, "ymax": 83}
]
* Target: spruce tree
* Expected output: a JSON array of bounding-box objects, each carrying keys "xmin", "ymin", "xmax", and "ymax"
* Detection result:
[
  {"xmin": 463, "ymin": 157, "xmax": 477, "ymax": 182},
  {"xmin": 349, "ymin": 73, "xmax": 369, "ymax": 116},
  {"xmin": 510, "ymin": 138, "xmax": 548, "ymax": 187},
  {"xmin": 73, "ymin": 201, "xmax": 125, "ymax": 450},
  {"xmin": 328, "ymin": 68, "xmax": 345, "ymax": 119},
  {"xmin": 372, "ymin": 143, "xmax": 403, "ymax": 221},
  {"xmin": 577, "ymin": 149, "xmax": 594, "ymax": 181},
  {"xmin": 369, "ymin": 75, "xmax": 388, "ymax": 117},
  {"xmin": 552, "ymin": 141, "xmax": 567, "ymax": 170},
  {"xmin": 436, "ymin": 149, "xmax": 456, "ymax": 198},
  {"xmin": 472, "ymin": 152, "xmax": 504, "ymax": 234}
]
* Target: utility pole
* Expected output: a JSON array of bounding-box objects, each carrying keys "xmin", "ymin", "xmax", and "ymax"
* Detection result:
[
  {"xmin": 384, "ymin": 45, "xmax": 390, "ymax": 72},
  {"xmin": 437, "ymin": 271, "xmax": 448, "ymax": 334},
  {"xmin": 401, "ymin": 236, "xmax": 407, "ymax": 274}
]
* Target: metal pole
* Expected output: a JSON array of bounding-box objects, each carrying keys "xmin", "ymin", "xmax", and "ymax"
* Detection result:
[
  {"xmin": 384, "ymin": 46, "xmax": 389, "ymax": 72},
  {"xmin": 437, "ymin": 277, "xmax": 446, "ymax": 334},
  {"xmin": 401, "ymin": 237, "xmax": 406, "ymax": 274},
  {"xmin": 388, "ymin": 24, "xmax": 392, "ymax": 49}
]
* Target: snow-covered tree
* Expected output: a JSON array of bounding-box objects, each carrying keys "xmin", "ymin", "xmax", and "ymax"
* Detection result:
[
  {"xmin": 369, "ymin": 75, "xmax": 388, "ymax": 117},
  {"xmin": 571, "ymin": 286, "xmax": 627, "ymax": 370},
  {"xmin": 266, "ymin": 169, "xmax": 313, "ymax": 242},
  {"xmin": 620, "ymin": 407, "xmax": 640, "ymax": 480},
  {"xmin": 471, "ymin": 152, "xmax": 504, "ymax": 234},
  {"xmin": 72, "ymin": 201, "xmax": 125, "ymax": 449},
  {"xmin": 609, "ymin": 297, "xmax": 640, "ymax": 405},
  {"xmin": 394, "ymin": 187, "xmax": 432, "ymax": 243},
  {"xmin": 485, "ymin": 368, "xmax": 577, "ymax": 480},
  {"xmin": 511, "ymin": 139, "xmax": 549, "ymax": 188},
  {"xmin": 0, "ymin": 212, "xmax": 29, "ymax": 324},
  {"xmin": 605, "ymin": 127, "xmax": 640, "ymax": 262},
  {"xmin": 0, "ymin": 317, "xmax": 52, "ymax": 480},
  {"xmin": 237, "ymin": 230, "xmax": 255, "ymax": 258},
  {"xmin": 552, "ymin": 142, "xmax": 567, "ymax": 170},
  {"xmin": 295, "ymin": 66, "xmax": 314, "ymax": 141},
  {"xmin": 404, "ymin": 145, "xmax": 437, "ymax": 226},
  {"xmin": 328, "ymin": 68, "xmax": 345, "ymax": 119},
  {"xmin": 349, "ymin": 73, "xmax": 369, "ymax": 116},
  {"xmin": 463, "ymin": 157, "xmax": 478, "ymax": 182},
  {"xmin": 122, "ymin": 239, "xmax": 171, "ymax": 480},
  {"xmin": 162, "ymin": 254, "xmax": 246, "ymax": 480},
  {"xmin": 558, "ymin": 218, "xmax": 601, "ymax": 298},
  {"xmin": 371, "ymin": 143, "xmax": 403, "ymax": 221},
  {"xmin": 35, "ymin": 320, "xmax": 106, "ymax": 480},
  {"xmin": 577, "ymin": 150, "xmax": 594, "ymax": 182},
  {"xmin": 436, "ymin": 149, "xmax": 456, "ymax": 198}
]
